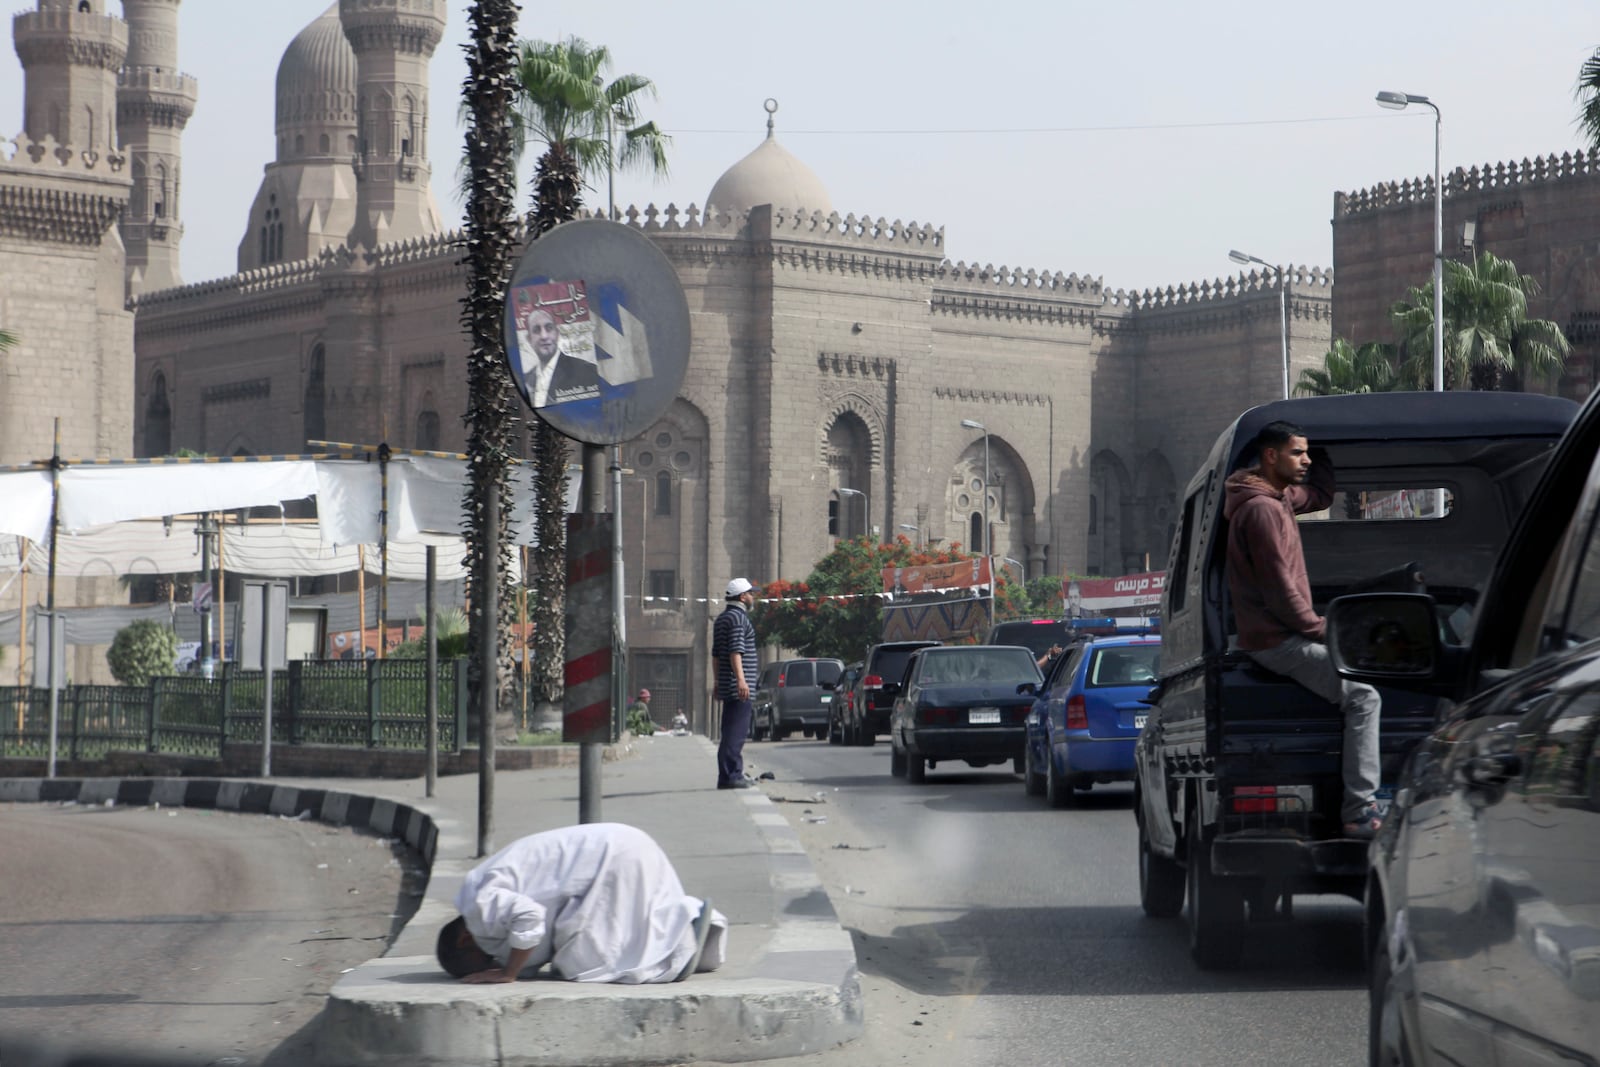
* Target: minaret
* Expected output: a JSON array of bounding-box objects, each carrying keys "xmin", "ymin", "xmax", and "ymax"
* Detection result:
[
  {"xmin": 117, "ymin": 0, "xmax": 197, "ymax": 292},
  {"xmin": 13, "ymin": 0, "xmax": 127, "ymax": 156},
  {"xmin": 339, "ymin": 0, "xmax": 445, "ymax": 249}
]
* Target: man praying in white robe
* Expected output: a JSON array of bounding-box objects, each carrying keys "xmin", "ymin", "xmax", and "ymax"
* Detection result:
[{"xmin": 435, "ymin": 822, "xmax": 727, "ymax": 984}]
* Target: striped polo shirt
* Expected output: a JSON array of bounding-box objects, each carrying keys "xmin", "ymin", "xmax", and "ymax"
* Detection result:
[{"xmin": 711, "ymin": 602, "xmax": 758, "ymax": 700}]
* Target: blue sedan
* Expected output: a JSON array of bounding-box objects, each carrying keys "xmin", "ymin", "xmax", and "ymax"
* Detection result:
[{"xmin": 1023, "ymin": 635, "xmax": 1159, "ymax": 807}]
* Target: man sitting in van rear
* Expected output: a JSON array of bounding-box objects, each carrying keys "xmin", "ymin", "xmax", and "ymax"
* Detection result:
[{"xmin": 1223, "ymin": 421, "xmax": 1384, "ymax": 838}]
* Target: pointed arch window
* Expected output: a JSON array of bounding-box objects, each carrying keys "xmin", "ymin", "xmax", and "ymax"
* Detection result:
[
  {"xmin": 143, "ymin": 371, "xmax": 172, "ymax": 457},
  {"xmin": 654, "ymin": 470, "xmax": 672, "ymax": 515},
  {"xmin": 415, "ymin": 409, "xmax": 439, "ymax": 451},
  {"xmin": 970, "ymin": 512, "xmax": 984, "ymax": 552},
  {"xmin": 303, "ymin": 344, "xmax": 326, "ymax": 446}
]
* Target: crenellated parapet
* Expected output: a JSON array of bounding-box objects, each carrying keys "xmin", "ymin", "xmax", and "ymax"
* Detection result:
[
  {"xmin": 577, "ymin": 202, "xmax": 945, "ymax": 252},
  {"xmin": 1103, "ymin": 264, "xmax": 1333, "ymax": 311},
  {"xmin": 116, "ymin": 65, "xmax": 199, "ymax": 128},
  {"xmin": 1336, "ymin": 149, "xmax": 1599, "ymax": 217},
  {"xmin": 0, "ymin": 133, "xmax": 129, "ymax": 246},
  {"xmin": 930, "ymin": 260, "xmax": 1105, "ymax": 325}
]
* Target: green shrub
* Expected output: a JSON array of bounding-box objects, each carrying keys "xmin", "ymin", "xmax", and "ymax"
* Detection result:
[{"xmin": 107, "ymin": 620, "xmax": 179, "ymax": 687}]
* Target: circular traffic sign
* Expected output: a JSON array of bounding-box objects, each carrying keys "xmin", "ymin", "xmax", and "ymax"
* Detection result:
[{"xmin": 502, "ymin": 218, "xmax": 692, "ymax": 445}]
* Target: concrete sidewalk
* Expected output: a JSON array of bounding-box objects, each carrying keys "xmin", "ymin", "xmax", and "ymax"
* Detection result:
[{"xmin": 2, "ymin": 735, "xmax": 862, "ymax": 1066}]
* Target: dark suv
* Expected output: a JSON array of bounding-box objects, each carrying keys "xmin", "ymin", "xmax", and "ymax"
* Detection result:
[
  {"xmin": 841, "ymin": 640, "xmax": 941, "ymax": 745},
  {"xmin": 752, "ymin": 658, "xmax": 844, "ymax": 741}
]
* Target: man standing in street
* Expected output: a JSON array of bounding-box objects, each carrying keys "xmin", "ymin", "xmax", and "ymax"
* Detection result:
[
  {"xmin": 1223, "ymin": 421, "xmax": 1384, "ymax": 838},
  {"xmin": 712, "ymin": 578, "xmax": 759, "ymax": 790}
]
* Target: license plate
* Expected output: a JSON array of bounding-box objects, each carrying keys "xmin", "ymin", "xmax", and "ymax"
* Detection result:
[
  {"xmin": 1134, "ymin": 714, "xmax": 1148, "ymax": 729},
  {"xmin": 820, "ymin": 695, "xmax": 831, "ymax": 703},
  {"xmin": 969, "ymin": 708, "xmax": 1001, "ymax": 724}
]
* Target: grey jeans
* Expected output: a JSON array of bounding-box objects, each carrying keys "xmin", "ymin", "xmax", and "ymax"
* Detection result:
[{"xmin": 1246, "ymin": 635, "xmax": 1382, "ymax": 822}]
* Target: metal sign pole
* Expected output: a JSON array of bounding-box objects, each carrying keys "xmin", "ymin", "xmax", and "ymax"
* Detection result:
[
  {"xmin": 425, "ymin": 545, "xmax": 438, "ymax": 798},
  {"xmin": 579, "ymin": 443, "xmax": 606, "ymax": 824},
  {"xmin": 46, "ymin": 419, "xmax": 61, "ymax": 779}
]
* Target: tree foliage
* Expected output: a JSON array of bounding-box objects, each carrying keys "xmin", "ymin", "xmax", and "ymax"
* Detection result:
[
  {"xmin": 1294, "ymin": 337, "xmax": 1399, "ymax": 397},
  {"xmin": 750, "ymin": 536, "xmax": 1030, "ymax": 662},
  {"xmin": 106, "ymin": 619, "xmax": 178, "ymax": 687},
  {"xmin": 1577, "ymin": 47, "xmax": 1600, "ymax": 154},
  {"xmin": 1389, "ymin": 251, "xmax": 1570, "ymax": 391}
]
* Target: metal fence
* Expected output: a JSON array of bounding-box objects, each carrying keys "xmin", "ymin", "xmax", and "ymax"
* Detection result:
[{"xmin": 0, "ymin": 658, "xmax": 471, "ymax": 761}]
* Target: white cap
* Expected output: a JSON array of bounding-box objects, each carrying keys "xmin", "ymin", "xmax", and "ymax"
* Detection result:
[{"xmin": 725, "ymin": 577, "xmax": 754, "ymax": 598}]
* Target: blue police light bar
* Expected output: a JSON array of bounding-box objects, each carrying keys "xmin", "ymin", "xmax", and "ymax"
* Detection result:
[{"xmin": 1068, "ymin": 617, "xmax": 1161, "ymax": 635}]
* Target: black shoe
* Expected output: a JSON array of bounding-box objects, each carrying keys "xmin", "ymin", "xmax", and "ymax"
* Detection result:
[{"xmin": 717, "ymin": 780, "xmax": 752, "ymax": 790}]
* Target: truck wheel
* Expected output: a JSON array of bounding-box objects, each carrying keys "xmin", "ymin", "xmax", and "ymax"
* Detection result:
[
  {"xmin": 1046, "ymin": 749, "xmax": 1076, "ymax": 808},
  {"xmin": 828, "ymin": 717, "xmax": 843, "ymax": 744},
  {"xmin": 1138, "ymin": 816, "xmax": 1186, "ymax": 918},
  {"xmin": 1187, "ymin": 818, "xmax": 1246, "ymax": 969},
  {"xmin": 906, "ymin": 753, "xmax": 927, "ymax": 784},
  {"xmin": 890, "ymin": 743, "xmax": 907, "ymax": 777},
  {"xmin": 853, "ymin": 721, "xmax": 874, "ymax": 746},
  {"xmin": 1023, "ymin": 742, "xmax": 1045, "ymax": 797}
]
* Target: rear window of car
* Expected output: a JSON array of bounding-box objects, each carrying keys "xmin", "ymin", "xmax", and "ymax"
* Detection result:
[
  {"xmin": 919, "ymin": 647, "xmax": 1039, "ymax": 684},
  {"xmin": 988, "ymin": 620, "xmax": 1072, "ymax": 658},
  {"xmin": 1086, "ymin": 645, "xmax": 1160, "ymax": 688},
  {"xmin": 784, "ymin": 662, "xmax": 814, "ymax": 687},
  {"xmin": 816, "ymin": 661, "xmax": 842, "ymax": 686}
]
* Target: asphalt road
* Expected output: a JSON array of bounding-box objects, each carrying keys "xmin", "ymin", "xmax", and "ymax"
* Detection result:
[
  {"xmin": 0, "ymin": 802, "xmax": 423, "ymax": 1067},
  {"xmin": 713, "ymin": 737, "xmax": 1369, "ymax": 1067}
]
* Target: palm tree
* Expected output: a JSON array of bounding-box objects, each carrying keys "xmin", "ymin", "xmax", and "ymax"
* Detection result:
[
  {"xmin": 511, "ymin": 36, "xmax": 670, "ymax": 719},
  {"xmin": 459, "ymin": 0, "xmax": 523, "ymax": 724},
  {"xmin": 0, "ymin": 329, "xmax": 16, "ymax": 353},
  {"xmin": 1576, "ymin": 47, "xmax": 1600, "ymax": 152},
  {"xmin": 1390, "ymin": 250, "xmax": 1570, "ymax": 391},
  {"xmin": 1294, "ymin": 338, "xmax": 1399, "ymax": 397}
]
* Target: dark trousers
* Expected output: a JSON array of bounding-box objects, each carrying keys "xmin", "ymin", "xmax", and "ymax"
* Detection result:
[{"xmin": 717, "ymin": 698, "xmax": 752, "ymax": 785}]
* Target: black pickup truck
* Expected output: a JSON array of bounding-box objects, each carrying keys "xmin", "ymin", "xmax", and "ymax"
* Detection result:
[{"xmin": 1134, "ymin": 391, "xmax": 1578, "ymax": 969}]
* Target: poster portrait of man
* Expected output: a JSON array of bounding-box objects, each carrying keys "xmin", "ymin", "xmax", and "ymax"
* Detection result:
[{"xmin": 509, "ymin": 281, "xmax": 602, "ymax": 410}]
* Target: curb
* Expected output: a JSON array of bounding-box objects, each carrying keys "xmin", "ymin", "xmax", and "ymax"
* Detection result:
[{"xmin": 0, "ymin": 770, "xmax": 862, "ymax": 1066}]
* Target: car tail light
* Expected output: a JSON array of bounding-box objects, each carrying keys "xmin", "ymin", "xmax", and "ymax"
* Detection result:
[
  {"xmin": 1229, "ymin": 785, "xmax": 1312, "ymax": 814},
  {"xmin": 1005, "ymin": 706, "xmax": 1028, "ymax": 724},
  {"xmin": 862, "ymin": 674, "xmax": 884, "ymax": 689},
  {"xmin": 1066, "ymin": 695, "xmax": 1088, "ymax": 730},
  {"xmin": 777, "ymin": 674, "xmax": 786, "ymax": 688},
  {"xmin": 918, "ymin": 707, "xmax": 960, "ymax": 726}
]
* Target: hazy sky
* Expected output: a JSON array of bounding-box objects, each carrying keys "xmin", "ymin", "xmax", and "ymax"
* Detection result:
[{"xmin": 4, "ymin": 1, "xmax": 1596, "ymax": 293}]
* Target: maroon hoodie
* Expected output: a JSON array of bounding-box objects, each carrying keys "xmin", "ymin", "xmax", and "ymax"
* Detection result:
[{"xmin": 1223, "ymin": 463, "xmax": 1335, "ymax": 650}]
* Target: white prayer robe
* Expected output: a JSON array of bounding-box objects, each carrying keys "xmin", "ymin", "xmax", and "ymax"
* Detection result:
[{"xmin": 455, "ymin": 822, "xmax": 727, "ymax": 983}]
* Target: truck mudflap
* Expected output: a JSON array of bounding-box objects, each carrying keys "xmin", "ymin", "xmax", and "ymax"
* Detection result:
[{"xmin": 1210, "ymin": 834, "xmax": 1369, "ymax": 881}]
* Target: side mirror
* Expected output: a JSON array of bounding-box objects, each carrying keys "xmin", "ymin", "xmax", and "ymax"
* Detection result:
[
  {"xmin": 1017, "ymin": 681, "xmax": 1037, "ymax": 696},
  {"xmin": 820, "ymin": 681, "xmax": 836, "ymax": 690},
  {"xmin": 1327, "ymin": 593, "xmax": 1440, "ymax": 682}
]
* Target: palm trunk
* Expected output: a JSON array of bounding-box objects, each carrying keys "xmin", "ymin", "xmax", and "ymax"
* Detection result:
[
  {"xmin": 460, "ymin": 0, "xmax": 522, "ymax": 736},
  {"xmin": 526, "ymin": 143, "xmax": 584, "ymax": 715}
]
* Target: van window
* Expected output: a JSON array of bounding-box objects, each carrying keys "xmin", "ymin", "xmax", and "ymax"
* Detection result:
[
  {"xmin": 784, "ymin": 662, "xmax": 814, "ymax": 687},
  {"xmin": 1298, "ymin": 488, "xmax": 1453, "ymax": 521},
  {"xmin": 758, "ymin": 665, "xmax": 778, "ymax": 688},
  {"xmin": 816, "ymin": 661, "xmax": 843, "ymax": 686},
  {"xmin": 1168, "ymin": 487, "xmax": 1203, "ymax": 614}
]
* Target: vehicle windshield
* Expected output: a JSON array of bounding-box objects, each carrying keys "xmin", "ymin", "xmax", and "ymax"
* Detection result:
[
  {"xmin": 1086, "ymin": 645, "xmax": 1160, "ymax": 688},
  {"xmin": 919, "ymin": 647, "xmax": 1038, "ymax": 684}
]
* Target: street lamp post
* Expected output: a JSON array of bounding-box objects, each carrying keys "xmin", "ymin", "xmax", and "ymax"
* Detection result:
[
  {"xmin": 960, "ymin": 419, "xmax": 990, "ymax": 560},
  {"xmin": 1376, "ymin": 90, "xmax": 1444, "ymax": 395},
  {"xmin": 1228, "ymin": 250, "xmax": 1288, "ymax": 399},
  {"xmin": 837, "ymin": 487, "xmax": 867, "ymax": 540}
]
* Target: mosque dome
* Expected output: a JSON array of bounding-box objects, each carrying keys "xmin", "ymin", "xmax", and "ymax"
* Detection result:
[
  {"xmin": 274, "ymin": 3, "xmax": 357, "ymax": 162},
  {"xmin": 706, "ymin": 102, "xmax": 832, "ymax": 217}
]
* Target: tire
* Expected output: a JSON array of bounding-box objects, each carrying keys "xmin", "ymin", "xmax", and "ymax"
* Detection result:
[
  {"xmin": 1023, "ymin": 741, "xmax": 1046, "ymax": 797},
  {"xmin": 853, "ymin": 720, "xmax": 874, "ymax": 747},
  {"xmin": 1186, "ymin": 816, "xmax": 1246, "ymax": 970},
  {"xmin": 1012, "ymin": 756, "xmax": 1025, "ymax": 774},
  {"xmin": 890, "ymin": 742, "xmax": 907, "ymax": 777},
  {"xmin": 828, "ymin": 716, "xmax": 843, "ymax": 744},
  {"xmin": 1138, "ymin": 815, "xmax": 1186, "ymax": 918},
  {"xmin": 906, "ymin": 751, "xmax": 927, "ymax": 783},
  {"xmin": 1369, "ymin": 933, "xmax": 1413, "ymax": 1067},
  {"xmin": 1046, "ymin": 745, "xmax": 1076, "ymax": 808}
]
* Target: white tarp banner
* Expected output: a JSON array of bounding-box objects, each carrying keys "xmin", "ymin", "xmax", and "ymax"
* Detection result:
[
  {"xmin": 57, "ymin": 462, "xmax": 322, "ymax": 532},
  {"xmin": 0, "ymin": 470, "xmax": 54, "ymax": 543},
  {"xmin": 10, "ymin": 518, "xmax": 487, "ymax": 583}
]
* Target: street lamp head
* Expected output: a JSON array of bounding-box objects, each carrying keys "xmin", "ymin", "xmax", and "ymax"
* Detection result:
[
  {"xmin": 1228, "ymin": 249, "xmax": 1252, "ymax": 265},
  {"xmin": 1376, "ymin": 89, "xmax": 1431, "ymax": 111},
  {"xmin": 960, "ymin": 419, "xmax": 985, "ymax": 431}
]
